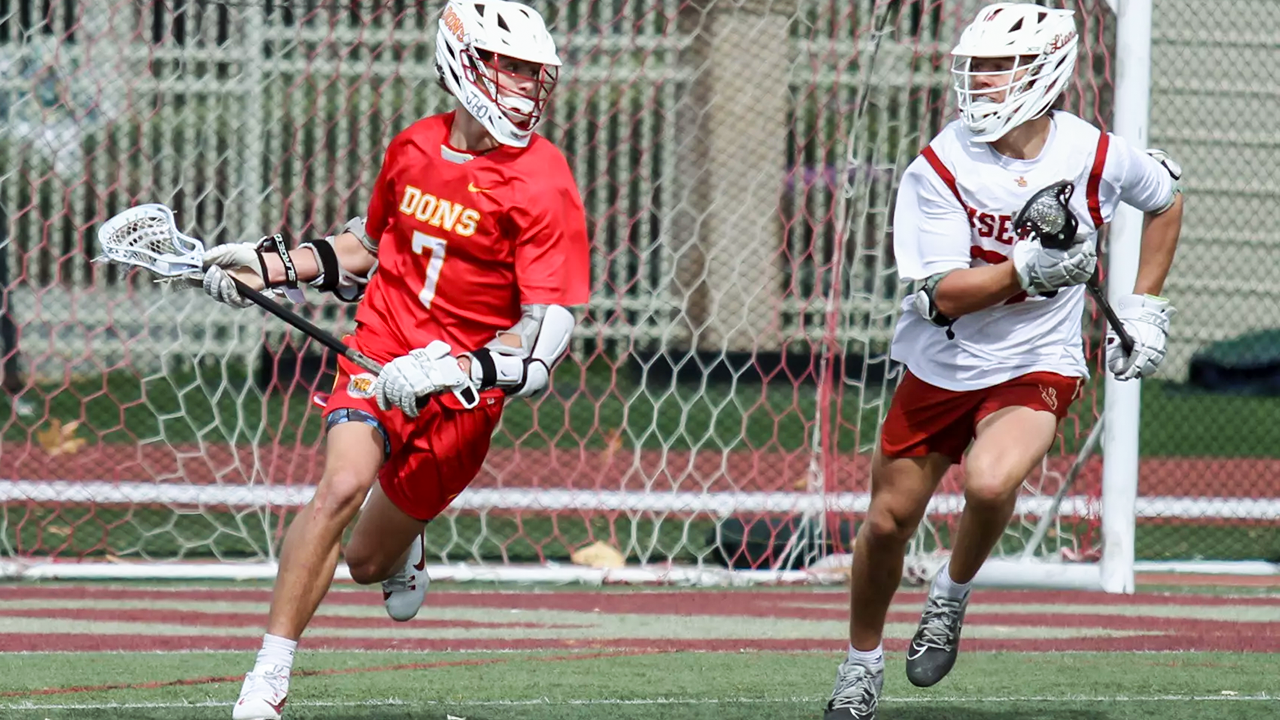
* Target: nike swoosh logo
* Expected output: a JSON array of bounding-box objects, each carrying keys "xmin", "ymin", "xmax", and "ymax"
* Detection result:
[
  {"xmin": 269, "ymin": 697, "xmax": 287, "ymax": 714},
  {"xmin": 413, "ymin": 535, "xmax": 427, "ymax": 572},
  {"xmin": 467, "ymin": 182, "xmax": 490, "ymax": 193}
]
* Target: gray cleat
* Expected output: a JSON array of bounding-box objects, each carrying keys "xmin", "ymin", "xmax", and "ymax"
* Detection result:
[
  {"xmin": 904, "ymin": 582, "xmax": 969, "ymax": 687},
  {"xmin": 823, "ymin": 658, "xmax": 884, "ymax": 719}
]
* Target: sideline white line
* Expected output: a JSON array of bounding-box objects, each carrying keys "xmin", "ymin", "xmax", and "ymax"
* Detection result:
[{"xmin": 4, "ymin": 694, "xmax": 1275, "ymax": 710}]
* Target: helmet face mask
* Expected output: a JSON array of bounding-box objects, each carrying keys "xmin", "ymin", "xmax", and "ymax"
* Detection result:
[
  {"xmin": 435, "ymin": 0, "xmax": 562, "ymax": 148},
  {"xmin": 957, "ymin": 55, "xmax": 1038, "ymax": 104},
  {"xmin": 463, "ymin": 48, "xmax": 559, "ymax": 133},
  {"xmin": 950, "ymin": 3, "xmax": 1079, "ymax": 143}
]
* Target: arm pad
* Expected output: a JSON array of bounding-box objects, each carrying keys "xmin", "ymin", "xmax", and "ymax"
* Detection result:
[
  {"xmin": 299, "ymin": 219, "xmax": 377, "ymax": 303},
  {"xmin": 1146, "ymin": 149, "xmax": 1183, "ymax": 215},
  {"xmin": 342, "ymin": 216, "xmax": 379, "ymax": 256},
  {"xmin": 463, "ymin": 304, "xmax": 575, "ymax": 398},
  {"xmin": 254, "ymin": 233, "xmax": 306, "ymax": 303},
  {"xmin": 912, "ymin": 271, "xmax": 956, "ymax": 333}
]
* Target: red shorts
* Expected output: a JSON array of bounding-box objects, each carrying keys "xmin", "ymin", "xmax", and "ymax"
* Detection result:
[
  {"xmin": 323, "ymin": 340, "xmax": 504, "ymax": 522},
  {"xmin": 879, "ymin": 370, "xmax": 1084, "ymax": 463}
]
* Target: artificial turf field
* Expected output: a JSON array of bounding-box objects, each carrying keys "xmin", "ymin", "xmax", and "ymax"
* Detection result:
[{"xmin": 3, "ymin": 579, "xmax": 1278, "ymax": 719}]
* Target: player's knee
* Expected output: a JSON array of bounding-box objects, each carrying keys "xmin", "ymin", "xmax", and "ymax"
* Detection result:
[
  {"xmin": 862, "ymin": 503, "xmax": 918, "ymax": 547},
  {"xmin": 963, "ymin": 456, "xmax": 1021, "ymax": 508},
  {"xmin": 346, "ymin": 561, "xmax": 379, "ymax": 586},
  {"xmin": 964, "ymin": 481, "xmax": 1016, "ymax": 510},
  {"xmin": 344, "ymin": 552, "xmax": 394, "ymax": 585},
  {"xmin": 342, "ymin": 533, "xmax": 399, "ymax": 584},
  {"xmin": 311, "ymin": 469, "xmax": 374, "ymax": 524}
]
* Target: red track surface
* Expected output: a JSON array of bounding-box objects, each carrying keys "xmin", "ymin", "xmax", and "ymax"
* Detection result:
[{"xmin": 1, "ymin": 586, "xmax": 1274, "ymax": 653}]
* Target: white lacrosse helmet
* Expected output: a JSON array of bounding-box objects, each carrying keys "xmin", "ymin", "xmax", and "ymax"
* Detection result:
[
  {"xmin": 950, "ymin": 3, "xmax": 1079, "ymax": 142},
  {"xmin": 434, "ymin": 0, "xmax": 562, "ymax": 148}
]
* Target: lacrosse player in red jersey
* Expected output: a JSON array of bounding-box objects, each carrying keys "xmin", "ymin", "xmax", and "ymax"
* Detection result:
[
  {"xmin": 193, "ymin": 2, "xmax": 590, "ymax": 717},
  {"xmin": 824, "ymin": 4, "xmax": 1183, "ymax": 719}
]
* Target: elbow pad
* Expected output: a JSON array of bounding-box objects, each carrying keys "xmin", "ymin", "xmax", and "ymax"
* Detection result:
[
  {"xmin": 463, "ymin": 305, "xmax": 575, "ymax": 398},
  {"xmin": 342, "ymin": 216, "xmax": 379, "ymax": 256},
  {"xmin": 298, "ymin": 219, "xmax": 377, "ymax": 303},
  {"xmin": 1146, "ymin": 149, "xmax": 1183, "ymax": 214},
  {"xmin": 911, "ymin": 271, "xmax": 956, "ymax": 338}
]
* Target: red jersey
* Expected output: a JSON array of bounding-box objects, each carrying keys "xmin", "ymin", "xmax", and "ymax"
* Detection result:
[{"xmin": 358, "ymin": 111, "xmax": 590, "ymax": 363}]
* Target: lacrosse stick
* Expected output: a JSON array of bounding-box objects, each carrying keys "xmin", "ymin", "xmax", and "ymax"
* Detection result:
[
  {"xmin": 95, "ymin": 204, "xmax": 479, "ymax": 409},
  {"xmin": 1014, "ymin": 181, "xmax": 1135, "ymax": 356}
]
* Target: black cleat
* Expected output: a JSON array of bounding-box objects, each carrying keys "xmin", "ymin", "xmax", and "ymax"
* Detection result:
[{"xmin": 905, "ymin": 584, "xmax": 969, "ymax": 688}]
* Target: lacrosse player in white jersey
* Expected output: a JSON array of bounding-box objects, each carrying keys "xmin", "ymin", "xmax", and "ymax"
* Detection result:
[{"xmin": 824, "ymin": 4, "xmax": 1184, "ymax": 718}]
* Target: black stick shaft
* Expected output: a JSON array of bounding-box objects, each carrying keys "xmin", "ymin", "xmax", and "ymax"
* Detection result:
[
  {"xmin": 1044, "ymin": 268, "xmax": 1137, "ymax": 357},
  {"xmin": 1088, "ymin": 279, "xmax": 1136, "ymax": 357},
  {"xmin": 231, "ymin": 278, "xmax": 384, "ymax": 374}
]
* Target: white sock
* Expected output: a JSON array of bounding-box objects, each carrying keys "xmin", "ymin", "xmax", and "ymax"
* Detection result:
[
  {"xmin": 847, "ymin": 643, "xmax": 884, "ymax": 668},
  {"xmin": 253, "ymin": 634, "xmax": 298, "ymax": 674},
  {"xmin": 933, "ymin": 561, "xmax": 971, "ymax": 599}
]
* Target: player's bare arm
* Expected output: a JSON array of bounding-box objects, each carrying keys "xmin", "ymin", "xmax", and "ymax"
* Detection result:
[
  {"xmin": 1103, "ymin": 147, "xmax": 1185, "ymax": 382},
  {"xmin": 1134, "ymin": 190, "xmax": 1183, "ymax": 296},
  {"xmin": 929, "ymin": 263, "xmax": 1022, "ymax": 317},
  {"xmin": 915, "ymin": 236, "xmax": 1095, "ymax": 334},
  {"xmin": 911, "ymin": 200, "xmax": 1095, "ymax": 326}
]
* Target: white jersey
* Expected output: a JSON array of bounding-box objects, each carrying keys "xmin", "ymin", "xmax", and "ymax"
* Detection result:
[{"xmin": 890, "ymin": 111, "xmax": 1177, "ymax": 392}]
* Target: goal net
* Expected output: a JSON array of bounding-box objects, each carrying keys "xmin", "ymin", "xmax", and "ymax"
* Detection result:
[{"xmin": 1, "ymin": 0, "xmax": 1275, "ymax": 587}]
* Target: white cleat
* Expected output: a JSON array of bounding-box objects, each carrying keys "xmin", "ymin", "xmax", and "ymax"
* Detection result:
[
  {"xmin": 824, "ymin": 658, "xmax": 884, "ymax": 720},
  {"xmin": 382, "ymin": 532, "xmax": 428, "ymax": 622},
  {"xmin": 231, "ymin": 665, "xmax": 290, "ymax": 720}
]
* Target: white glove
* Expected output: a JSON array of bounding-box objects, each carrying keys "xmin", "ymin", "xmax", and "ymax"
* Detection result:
[
  {"xmin": 1107, "ymin": 294, "xmax": 1176, "ymax": 381},
  {"xmin": 1012, "ymin": 236, "xmax": 1097, "ymax": 296},
  {"xmin": 372, "ymin": 341, "xmax": 476, "ymax": 418},
  {"xmin": 193, "ymin": 243, "xmax": 263, "ymax": 309}
]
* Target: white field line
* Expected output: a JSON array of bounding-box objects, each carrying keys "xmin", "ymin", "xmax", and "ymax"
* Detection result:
[{"xmin": 4, "ymin": 694, "xmax": 1276, "ymax": 710}]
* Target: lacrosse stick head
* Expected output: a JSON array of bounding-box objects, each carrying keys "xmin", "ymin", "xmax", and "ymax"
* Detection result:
[
  {"xmin": 96, "ymin": 204, "xmax": 205, "ymax": 277},
  {"xmin": 1013, "ymin": 180, "xmax": 1080, "ymax": 250}
]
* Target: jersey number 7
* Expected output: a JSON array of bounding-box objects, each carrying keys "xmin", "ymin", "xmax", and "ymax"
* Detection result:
[{"xmin": 412, "ymin": 230, "xmax": 447, "ymax": 309}]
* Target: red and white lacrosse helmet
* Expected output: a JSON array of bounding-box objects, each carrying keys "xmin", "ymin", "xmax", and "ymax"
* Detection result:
[
  {"xmin": 950, "ymin": 3, "xmax": 1079, "ymax": 142},
  {"xmin": 434, "ymin": 0, "xmax": 562, "ymax": 148}
]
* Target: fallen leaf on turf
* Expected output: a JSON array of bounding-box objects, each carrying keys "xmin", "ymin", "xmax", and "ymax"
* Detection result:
[
  {"xmin": 36, "ymin": 419, "xmax": 87, "ymax": 456},
  {"xmin": 570, "ymin": 540, "xmax": 626, "ymax": 569},
  {"xmin": 602, "ymin": 428, "xmax": 624, "ymax": 460}
]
